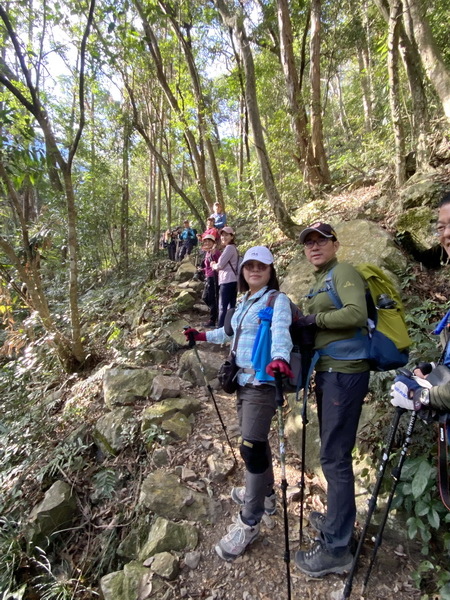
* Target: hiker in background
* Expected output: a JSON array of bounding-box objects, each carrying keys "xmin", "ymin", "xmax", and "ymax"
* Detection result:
[
  {"xmin": 211, "ymin": 226, "xmax": 239, "ymax": 328},
  {"xmin": 294, "ymin": 222, "xmax": 370, "ymax": 578},
  {"xmin": 198, "ymin": 234, "xmax": 221, "ymax": 328},
  {"xmin": 396, "ymin": 192, "xmax": 450, "ymax": 269},
  {"xmin": 164, "ymin": 229, "xmax": 177, "ymax": 261},
  {"xmin": 183, "ymin": 246, "xmax": 293, "ymax": 561},
  {"xmin": 174, "ymin": 227, "xmax": 183, "ymax": 261},
  {"xmin": 391, "ymin": 198, "xmax": 450, "ymax": 412},
  {"xmin": 178, "ymin": 220, "xmax": 197, "ymax": 261},
  {"xmin": 200, "ymin": 216, "xmax": 221, "ymax": 243},
  {"xmin": 210, "ymin": 202, "xmax": 227, "ymax": 231}
]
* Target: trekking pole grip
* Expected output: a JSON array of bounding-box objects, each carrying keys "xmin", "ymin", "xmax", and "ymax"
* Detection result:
[
  {"xmin": 274, "ymin": 371, "xmax": 284, "ymax": 407},
  {"xmin": 183, "ymin": 326, "xmax": 196, "ymax": 348}
]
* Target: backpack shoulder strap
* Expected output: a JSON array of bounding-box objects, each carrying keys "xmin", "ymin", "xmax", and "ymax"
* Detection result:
[
  {"xmin": 266, "ymin": 290, "xmax": 281, "ymax": 308},
  {"xmin": 325, "ymin": 267, "xmax": 343, "ymax": 309}
]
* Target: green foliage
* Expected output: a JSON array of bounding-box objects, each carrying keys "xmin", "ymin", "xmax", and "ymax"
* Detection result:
[{"xmin": 91, "ymin": 469, "xmax": 118, "ymax": 501}]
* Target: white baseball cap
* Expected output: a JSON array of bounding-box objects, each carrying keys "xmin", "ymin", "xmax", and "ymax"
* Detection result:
[
  {"xmin": 202, "ymin": 234, "xmax": 216, "ymax": 242},
  {"xmin": 241, "ymin": 246, "xmax": 274, "ymax": 267}
]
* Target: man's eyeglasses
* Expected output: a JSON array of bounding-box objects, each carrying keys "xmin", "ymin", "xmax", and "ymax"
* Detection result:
[
  {"xmin": 436, "ymin": 223, "xmax": 450, "ymax": 235},
  {"xmin": 303, "ymin": 237, "xmax": 331, "ymax": 249}
]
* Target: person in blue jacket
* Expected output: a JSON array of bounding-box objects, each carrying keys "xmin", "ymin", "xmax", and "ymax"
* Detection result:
[
  {"xmin": 184, "ymin": 246, "xmax": 293, "ymax": 561},
  {"xmin": 210, "ymin": 202, "xmax": 227, "ymax": 231},
  {"xmin": 178, "ymin": 220, "xmax": 197, "ymax": 260}
]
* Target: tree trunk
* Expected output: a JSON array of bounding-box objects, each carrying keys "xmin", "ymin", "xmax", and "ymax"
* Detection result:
[
  {"xmin": 214, "ymin": 0, "xmax": 300, "ymax": 239},
  {"xmin": 309, "ymin": 0, "xmax": 331, "ymax": 184},
  {"xmin": 404, "ymin": 0, "xmax": 450, "ymax": 123},
  {"xmin": 133, "ymin": 0, "xmax": 214, "ymax": 209},
  {"xmin": 388, "ymin": 0, "xmax": 406, "ymax": 186},
  {"xmin": 374, "ymin": 0, "xmax": 429, "ymax": 168},
  {"xmin": 276, "ymin": 0, "xmax": 326, "ymax": 185},
  {"xmin": 157, "ymin": 1, "xmax": 225, "ymax": 211},
  {"xmin": 120, "ymin": 116, "xmax": 130, "ymax": 270}
]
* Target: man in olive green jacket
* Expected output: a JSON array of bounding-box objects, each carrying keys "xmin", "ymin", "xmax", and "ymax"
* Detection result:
[{"xmin": 294, "ymin": 222, "xmax": 370, "ymax": 578}]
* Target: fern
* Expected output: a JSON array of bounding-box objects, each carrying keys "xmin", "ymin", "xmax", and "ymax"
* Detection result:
[{"xmin": 91, "ymin": 468, "xmax": 118, "ymax": 501}]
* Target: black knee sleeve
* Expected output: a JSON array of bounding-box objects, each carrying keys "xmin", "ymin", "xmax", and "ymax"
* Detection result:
[{"xmin": 239, "ymin": 439, "xmax": 269, "ymax": 474}]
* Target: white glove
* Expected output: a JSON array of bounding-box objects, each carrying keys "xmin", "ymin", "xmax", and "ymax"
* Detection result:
[
  {"xmin": 390, "ymin": 374, "xmax": 431, "ymax": 411},
  {"xmin": 390, "ymin": 378, "xmax": 416, "ymax": 411}
]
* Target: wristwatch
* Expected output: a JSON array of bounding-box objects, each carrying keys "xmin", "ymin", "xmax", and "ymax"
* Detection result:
[
  {"xmin": 419, "ymin": 388, "xmax": 430, "ymax": 406},
  {"xmin": 413, "ymin": 387, "xmax": 430, "ymax": 411}
]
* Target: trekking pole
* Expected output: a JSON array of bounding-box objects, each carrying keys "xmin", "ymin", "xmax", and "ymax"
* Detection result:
[
  {"xmin": 184, "ymin": 327, "xmax": 238, "ymax": 466},
  {"xmin": 362, "ymin": 410, "xmax": 417, "ymax": 596},
  {"xmin": 298, "ymin": 352, "xmax": 317, "ymax": 548},
  {"xmin": 343, "ymin": 406, "xmax": 405, "ymax": 599},
  {"xmin": 274, "ymin": 371, "xmax": 292, "ymax": 600},
  {"xmin": 298, "ymin": 383, "xmax": 309, "ymax": 548}
]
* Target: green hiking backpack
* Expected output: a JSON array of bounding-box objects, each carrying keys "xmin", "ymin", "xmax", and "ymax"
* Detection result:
[{"xmin": 321, "ymin": 263, "xmax": 412, "ymax": 371}]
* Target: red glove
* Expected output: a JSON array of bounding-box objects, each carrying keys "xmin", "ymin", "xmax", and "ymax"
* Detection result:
[
  {"xmin": 183, "ymin": 328, "xmax": 207, "ymax": 342},
  {"xmin": 266, "ymin": 359, "xmax": 293, "ymax": 379}
]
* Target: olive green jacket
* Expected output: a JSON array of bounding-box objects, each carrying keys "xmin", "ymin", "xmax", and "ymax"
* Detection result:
[{"xmin": 305, "ymin": 258, "xmax": 370, "ymax": 373}]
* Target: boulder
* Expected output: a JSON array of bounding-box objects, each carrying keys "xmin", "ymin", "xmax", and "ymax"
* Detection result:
[
  {"xmin": 138, "ymin": 516, "xmax": 198, "ymax": 561},
  {"xmin": 207, "ymin": 455, "xmax": 236, "ymax": 482},
  {"xmin": 161, "ymin": 412, "xmax": 192, "ymax": 441},
  {"xmin": 177, "ymin": 280, "xmax": 203, "ymax": 292},
  {"xmin": 178, "ymin": 348, "xmax": 225, "ymax": 385},
  {"xmin": 149, "ymin": 552, "xmax": 179, "ymax": 580},
  {"xmin": 29, "ymin": 480, "xmax": 78, "ymax": 544},
  {"xmin": 175, "ymin": 260, "xmax": 197, "ymax": 282},
  {"xmin": 399, "ymin": 172, "xmax": 447, "ymax": 210},
  {"xmin": 99, "ymin": 570, "xmax": 124, "ymax": 599},
  {"xmin": 122, "ymin": 561, "xmax": 154, "ymax": 600},
  {"xmin": 141, "ymin": 398, "xmax": 202, "ymax": 431},
  {"xmin": 117, "ymin": 521, "xmax": 151, "ymax": 560},
  {"xmin": 103, "ymin": 367, "xmax": 158, "ymax": 408},
  {"xmin": 94, "ymin": 407, "xmax": 135, "ymax": 455},
  {"xmin": 128, "ymin": 345, "xmax": 171, "ymax": 366},
  {"xmin": 160, "ymin": 319, "xmax": 190, "ymax": 350},
  {"xmin": 139, "ymin": 470, "xmax": 218, "ymax": 523},
  {"xmin": 174, "ymin": 290, "xmax": 197, "ymax": 311},
  {"xmin": 184, "ymin": 550, "xmax": 201, "ymax": 570},
  {"xmin": 99, "ymin": 563, "xmax": 164, "ymax": 600},
  {"xmin": 150, "ymin": 375, "xmax": 182, "ymax": 401}
]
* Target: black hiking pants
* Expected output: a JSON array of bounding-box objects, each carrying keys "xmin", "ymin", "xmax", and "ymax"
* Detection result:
[
  {"xmin": 315, "ymin": 370, "xmax": 370, "ymax": 556},
  {"xmin": 202, "ymin": 275, "xmax": 219, "ymax": 324}
]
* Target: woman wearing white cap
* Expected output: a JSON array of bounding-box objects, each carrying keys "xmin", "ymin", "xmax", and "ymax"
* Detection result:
[
  {"xmin": 211, "ymin": 226, "xmax": 239, "ymax": 328},
  {"xmin": 184, "ymin": 246, "xmax": 293, "ymax": 561}
]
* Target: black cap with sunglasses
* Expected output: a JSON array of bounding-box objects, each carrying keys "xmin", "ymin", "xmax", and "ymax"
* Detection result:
[{"xmin": 299, "ymin": 222, "xmax": 338, "ymax": 244}]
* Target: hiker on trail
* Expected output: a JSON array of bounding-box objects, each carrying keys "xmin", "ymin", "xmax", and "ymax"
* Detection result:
[
  {"xmin": 211, "ymin": 226, "xmax": 239, "ymax": 328},
  {"xmin": 198, "ymin": 234, "xmax": 221, "ymax": 328},
  {"xmin": 294, "ymin": 222, "xmax": 370, "ymax": 578},
  {"xmin": 210, "ymin": 202, "xmax": 227, "ymax": 231},
  {"xmin": 200, "ymin": 216, "xmax": 220, "ymax": 242},
  {"xmin": 164, "ymin": 229, "xmax": 177, "ymax": 261},
  {"xmin": 178, "ymin": 220, "xmax": 197, "ymax": 261},
  {"xmin": 391, "ymin": 198, "xmax": 450, "ymax": 412},
  {"xmin": 183, "ymin": 246, "xmax": 293, "ymax": 561},
  {"xmin": 396, "ymin": 192, "xmax": 450, "ymax": 269}
]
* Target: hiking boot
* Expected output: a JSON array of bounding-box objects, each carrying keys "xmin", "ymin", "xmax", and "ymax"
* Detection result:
[
  {"xmin": 309, "ymin": 511, "xmax": 326, "ymax": 533},
  {"xmin": 294, "ymin": 540, "xmax": 353, "ymax": 578},
  {"xmin": 230, "ymin": 486, "xmax": 277, "ymax": 515},
  {"xmin": 215, "ymin": 513, "xmax": 260, "ymax": 561}
]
